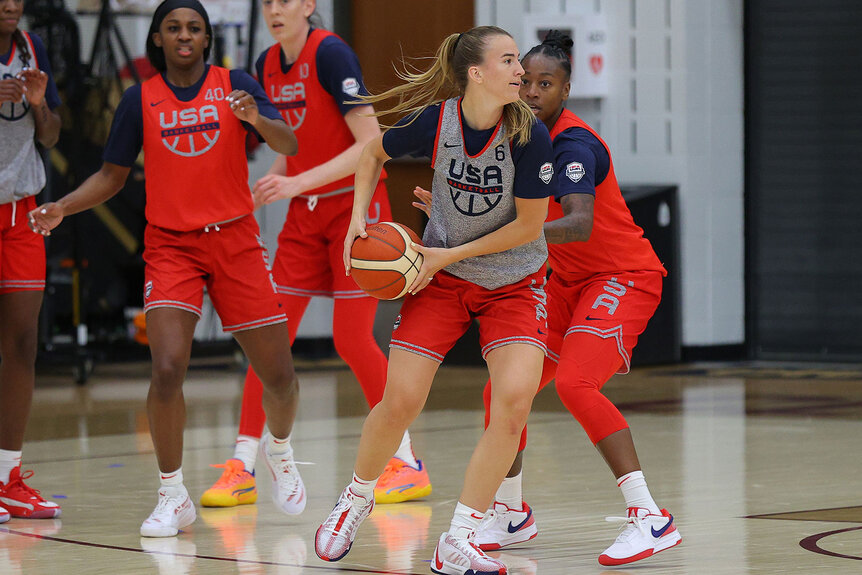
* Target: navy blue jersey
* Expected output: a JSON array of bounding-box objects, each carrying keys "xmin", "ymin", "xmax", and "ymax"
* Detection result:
[
  {"xmin": 104, "ymin": 66, "xmax": 282, "ymax": 167},
  {"xmin": 255, "ymin": 29, "xmax": 368, "ymax": 116},
  {"xmin": 0, "ymin": 32, "xmax": 60, "ymax": 110},
  {"xmin": 383, "ymin": 103, "xmax": 557, "ymax": 200},
  {"xmin": 553, "ymin": 126, "xmax": 610, "ymax": 201}
]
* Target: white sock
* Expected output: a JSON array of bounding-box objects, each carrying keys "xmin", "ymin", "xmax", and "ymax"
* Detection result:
[
  {"xmin": 393, "ymin": 430, "xmax": 418, "ymax": 467},
  {"xmin": 349, "ymin": 472, "xmax": 377, "ymax": 500},
  {"xmin": 617, "ymin": 470, "xmax": 660, "ymax": 515},
  {"xmin": 449, "ymin": 502, "xmax": 484, "ymax": 539},
  {"xmin": 266, "ymin": 434, "xmax": 292, "ymax": 456},
  {"xmin": 233, "ymin": 435, "xmax": 259, "ymax": 472},
  {"xmin": 159, "ymin": 467, "xmax": 184, "ymax": 488},
  {"xmin": 0, "ymin": 449, "xmax": 22, "ymax": 484},
  {"xmin": 495, "ymin": 472, "xmax": 523, "ymax": 510}
]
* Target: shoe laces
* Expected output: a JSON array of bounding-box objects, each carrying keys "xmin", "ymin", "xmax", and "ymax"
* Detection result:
[
  {"xmin": 270, "ymin": 455, "xmax": 302, "ymax": 496},
  {"xmin": 4, "ymin": 470, "xmax": 45, "ymax": 502},
  {"xmin": 152, "ymin": 489, "xmax": 186, "ymax": 518},
  {"xmin": 449, "ymin": 535, "xmax": 498, "ymax": 564},
  {"xmin": 323, "ymin": 490, "xmax": 371, "ymax": 536},
  {"xmin": 210, "ymin": 461, "xmax": 248, "ymax": 487},
  {"xmin": 605, "ymin": 509, "xmax": 653, "ymax": 541}
]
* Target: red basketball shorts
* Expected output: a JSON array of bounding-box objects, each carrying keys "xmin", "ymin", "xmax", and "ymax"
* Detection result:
[
  {"xmin": 273, "ymin": 181, "xmax": 391, "ymax": 299},
  {"xmin": 0, "ymin": 196, "xmax": 45, "ymax": 295},
  {"xmin": 390, "ymin": 268, "xmax": 549, "ymax": 362},
  {"xmin": 545, "ymin": 270, "xmax": 663, "ymax": 374},
  {"xmin": 142, "ymin": 215, "xmax": 286, "ymax": 332}
]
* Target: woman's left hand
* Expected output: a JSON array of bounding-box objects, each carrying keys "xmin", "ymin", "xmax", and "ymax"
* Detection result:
[
  {"xmin": 18, "ymin": 68, "xmax": 47, "ymax": 107},
  {"xmin": 252, "ymin": 174, "xmax": 307, "ymax": 208},
  {"xmin": 407, "ymin": 243, "xmax": 453, "ymax": 295},
  {"xmin": 227, "ymin": 90, "xmax": 258, "ymax": 124}
]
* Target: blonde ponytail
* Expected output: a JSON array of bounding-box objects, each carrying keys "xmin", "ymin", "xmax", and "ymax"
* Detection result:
[{"xmin": 361, "ymin": 26, "xmax": 533, "ymax": 145}]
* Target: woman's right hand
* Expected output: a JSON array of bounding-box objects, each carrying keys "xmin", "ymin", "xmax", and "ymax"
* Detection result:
[
  {"xmin": 343, "ymin": 214, "xmax": 368, "ymax": 275},
  {"xmin": 412, "ymin": 186, "xmax": 432, "ymax": 217},
  {"xmin": 0, "ymin": 77, "xmax": 25, "ymax": 104},
  {"xmin": 28, "ymin": 202, "xmax": 64, "ymax": 236}
]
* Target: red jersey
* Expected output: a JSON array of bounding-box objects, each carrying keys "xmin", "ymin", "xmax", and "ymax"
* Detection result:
[
  {"xmin": 547, "ymin": 110, "xmax": 665, "ymax": 281},
  {"xmin": 141, "ymin": 66, "xmax": 252, "ymax": 231},
  {"xmin": 261, "ymin": 29, "xmax": 384, "ymax": 196}
]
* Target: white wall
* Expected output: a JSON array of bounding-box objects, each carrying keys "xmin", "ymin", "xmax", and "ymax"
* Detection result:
[{"xmin": 477, "ymin": 0, "xmax": 744, "ymax": 347}]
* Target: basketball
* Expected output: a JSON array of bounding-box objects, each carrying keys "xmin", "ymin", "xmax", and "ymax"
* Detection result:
[{"xmin": 350, "ymin": 222, "xmax": 424, "ymax": 300}]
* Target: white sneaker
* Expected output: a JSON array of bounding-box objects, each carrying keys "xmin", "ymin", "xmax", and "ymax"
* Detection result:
[
  {"xmin": 140, "ymin": 485, "xmax": 196, "ymax": 537},
  {"xmin": 0, "ymin": 505, "xmax": 9, "ymax": 524},
  {"xmin": 431, "ymin": 531, "xmax": 508, "ymax": 575},
  {"xmin": 314, "ymin": 486, "xmax": 374, "ymax": 562},
  {"xmin": 261, "ymin": 433, "xmax": 306, "ymax": 515},
  {"xmin": 599, "ymin": 507, "xmax": 682, "ymax": 566},
  {"xmin": 474, "ymin": 500, "xmax": 538, "ymax": 551}
]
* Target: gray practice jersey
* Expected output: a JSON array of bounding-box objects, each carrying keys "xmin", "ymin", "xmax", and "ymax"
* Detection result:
[
  {"xmin": 0, "ymin": 34, "xmax": 46, "ymax": 205},
  {"xmin": 424, "ymin": 98, "xmax": 548, "ymax": 290}
]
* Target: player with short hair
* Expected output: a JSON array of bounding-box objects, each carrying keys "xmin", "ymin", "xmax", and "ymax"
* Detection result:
[
  {"xmin": 314, "ymin": 26, "xmax": 556, "ymax": 575},
  {"xmin": 471, "ymin": 30, "xmax": 681, "ymax": 566},
  {"xmin": 0, "ymin": 0, "xmax": 63, "ymax": 523},
  {"xmin": 29, "ymin": 0, "xmax": 303, "ymax": 537},
  {"xmin": 201, "ymin": 0, "xmax": 430, "ymax": 511}
]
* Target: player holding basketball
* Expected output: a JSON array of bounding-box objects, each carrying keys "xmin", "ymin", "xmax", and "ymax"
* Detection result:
[
  {"xmin": 455, "ymin": 31, "xmax": 680, "ymax": 566},
  {"xmin": 0, "ymin": 0, "xmax": 63, "ymax": 523},
  {"xmin": 315, "ymin": 26, "xmax": 556, "ymax": 575},
  {"xmin": 29, "ymin": 0, "xmax": 303, "ymax": 537},
  {"xmin": 201, "ymin": 0, "xmax": 431, "ymax": 511}
]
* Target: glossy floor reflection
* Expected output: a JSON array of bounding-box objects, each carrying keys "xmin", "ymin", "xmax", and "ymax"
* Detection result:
[{"xmin": 2, "ymin": 359, "xmax": 862, "ymax": 573}]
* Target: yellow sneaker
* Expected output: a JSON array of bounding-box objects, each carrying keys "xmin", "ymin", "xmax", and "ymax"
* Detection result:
[
  {"xmin": 374, "ymin": 457, "xmax": 432, "ymax": 504},
  {"xmin": 200, "ymin": 459, "xmax": 257, "ymax": 507}
]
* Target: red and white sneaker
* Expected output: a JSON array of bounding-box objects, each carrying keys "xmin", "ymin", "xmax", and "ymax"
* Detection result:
[
  {"xmin": 262, "ymin": 433, "xmax": 306, "ymax": 515},
  {"xmin": 474, "ymin": 500, "xmax": 538, "ymax": 551},
  {"xmin": 431, "ymin": 531, "xmax": 507, "ymax": 575},
  {"xmin": 0, "ymin": 467, "xmax": 61, "ymax": 519},
  {"xmin": 140, "ymin": 485, "xmax": 196, "ymax": 537},
  {"xmin": 314, "ymin": 486, "xmax": 374, "ymax": 562},
  {"xmin": 0, "ymin": 504, "xmax": 9, "ymax": 523},
  {"xmin": 599, "ymin": 507, "xmax": 682, "ymax": 566}
]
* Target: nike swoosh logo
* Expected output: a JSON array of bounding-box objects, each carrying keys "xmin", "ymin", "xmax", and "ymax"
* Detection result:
[
  {"xmin": 150, "ymin": 99, "xmax": 168, "ymax": 107},
  {"xmin": 434, "ymin": 546, "xmax": 444, "ymax": 570},
  {"xmin": 508, "ymin": 508, "xmax": 532, "ymax": 533},
  {"xmin": 651, "ymin": 515, "xmax": 674, "ymax": 538},
  {"xmin": 443, "ymin": 142, "xmax": 459, "ymax": 148},
  {"xmin": 585, "ymin": 315, "xmax": 604, "ymax": 321},
  {"xmin": 538, "ymin": 328, "xmax": 546, "ymax": 335}
]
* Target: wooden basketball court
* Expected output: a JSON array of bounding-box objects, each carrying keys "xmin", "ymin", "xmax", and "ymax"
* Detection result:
[{"xmin": 2, "ymin": 358, "xmax": 861, "ymax": 574}]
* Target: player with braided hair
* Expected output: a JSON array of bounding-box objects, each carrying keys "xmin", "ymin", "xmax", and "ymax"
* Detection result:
[
  {"xmin": 472, "ymin": 30, "xmax": 680, "ymax": 566},
  {"xmin": 0, "ymin": 0, "xmax": 62, "ymax": 523}
]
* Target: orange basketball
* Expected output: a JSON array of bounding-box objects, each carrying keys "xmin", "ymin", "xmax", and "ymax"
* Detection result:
[{"xmin": 350, "ymin": 222, "xmax": 424, "ymax": 300}]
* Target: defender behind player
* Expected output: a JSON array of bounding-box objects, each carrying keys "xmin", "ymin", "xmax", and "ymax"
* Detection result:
[{"xmin": 472, "ymin": 31, "xmax": 680, "ymax": 566}]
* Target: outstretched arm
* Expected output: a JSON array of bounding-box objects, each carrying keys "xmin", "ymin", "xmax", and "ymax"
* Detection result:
[{"xmin": 29, "ymin": 162, "xmax": 131, "ymax": 235}]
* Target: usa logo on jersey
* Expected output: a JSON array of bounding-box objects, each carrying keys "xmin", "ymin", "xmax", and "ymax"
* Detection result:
[
  {"xmin": 269, "ymin": 81, "xmax": 307, "ymax": 130},
  {"xmin": 159, "ymin": 105, "xmax": 220, "ymax": 157},
  {"xmin": 446, "ymin": 158, "xmax": 504, "ymax": 217}
]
